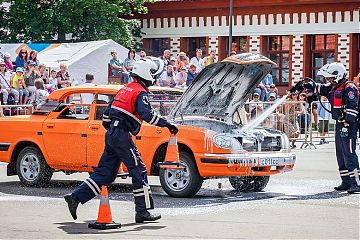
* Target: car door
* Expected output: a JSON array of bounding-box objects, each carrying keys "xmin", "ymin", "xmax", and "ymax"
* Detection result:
[
  {"xmin": 134, "ymin": 89, "xmax": 182, "ymax": 168},
  {"xmin": 42, "ymin": 104, "xmax": 89, "ymax": 168},
  {"xmin": 86, "ymin": 94, "xmax": 112, "ymax": 169}
]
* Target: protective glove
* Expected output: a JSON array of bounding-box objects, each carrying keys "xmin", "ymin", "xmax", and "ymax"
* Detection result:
[{"xmin": 166, "ymin": 122, "xmax": 179, "ymax": 135}]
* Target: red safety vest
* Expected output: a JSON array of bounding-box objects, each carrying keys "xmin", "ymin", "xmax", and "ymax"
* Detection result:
[
  {"xmin": 330, "ymin": 81, "xmax": 359, "ymax": 121},
  {"xmin": 111, "ymin": 81, "xmax": 148, "ymax": 124},
  {"xmin": 331, "ymin": 84, "xmax": 345, "ymax": 109}
]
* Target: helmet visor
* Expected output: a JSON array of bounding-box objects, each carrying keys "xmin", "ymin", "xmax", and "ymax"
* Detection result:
[
  {"xmin": 317, "ymin": 69, "xmax": 336, "ymax": 78},
  {"xmin": 145, "ymin": 57, "xmax": 164, "ymax": 77}
]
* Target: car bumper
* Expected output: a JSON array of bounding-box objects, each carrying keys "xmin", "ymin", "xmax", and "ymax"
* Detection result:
[{"xmin": 197, "ymin": 150, "xmax": 296, "ymax": 177}]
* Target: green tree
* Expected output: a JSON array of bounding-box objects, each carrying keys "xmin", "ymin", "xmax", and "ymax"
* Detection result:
[{"xmin": 0, "ymin": 0, "xmax": 152, "ymax": 48}]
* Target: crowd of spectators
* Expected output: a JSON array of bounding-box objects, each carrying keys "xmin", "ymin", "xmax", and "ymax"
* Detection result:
[
  {"xmin": 108, "ymin": 48, "xmax": 217, "ymax": 89},
  {"xmin": 0, "ymin": 48, "xmax": 73, "ymax": 109}
]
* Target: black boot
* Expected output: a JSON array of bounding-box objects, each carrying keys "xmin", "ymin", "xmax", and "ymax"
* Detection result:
[
  {"xmin": 64, "ymin": 193, "xmax": 80, "ymax": 220},
  {"xmin": 135, "ymin": 210, "xmax": 161, "ymax": 223},
  {"xmin": 347, "ymin": 185, "xmax": 360, "ymax": 194},
  {"xmin": 334, "ymin": 183, "xmax": 350, "ymax": 191}
]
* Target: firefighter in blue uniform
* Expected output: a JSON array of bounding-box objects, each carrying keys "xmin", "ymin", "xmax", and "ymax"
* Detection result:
[
  {"xmin": 317, "ymin": 62, "xmax": 360, "ymax": 193},
  {"xmin": 64, "ymin": 57, "xmax": 179, "ymax": 222}
]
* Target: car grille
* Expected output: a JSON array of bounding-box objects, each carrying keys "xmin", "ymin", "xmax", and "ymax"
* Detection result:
[{"xmin": 238, "ymin": 136, "xmax": 281, "ymax": 152}]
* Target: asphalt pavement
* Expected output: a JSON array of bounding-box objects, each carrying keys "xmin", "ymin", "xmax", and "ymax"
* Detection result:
[{"xmin": 0, "ymin": 142, "xmax": 359, "ymax": 239}]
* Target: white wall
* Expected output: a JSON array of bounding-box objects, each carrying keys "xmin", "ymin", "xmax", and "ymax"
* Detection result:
[{"xmin": 142, "ymin": 10, "xmax": 360, "ymax": 38}]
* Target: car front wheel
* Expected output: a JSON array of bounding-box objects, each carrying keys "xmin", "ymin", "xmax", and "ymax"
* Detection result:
[
  {"xmin": 159, "ymin": 152, "xmax": 203, "ymax": 198},
  {"xmin": 229, "ymin": 176, "xmax": 270, "ymax": 192},
  {"xmin": 16, "ymin": 146, "xmax": 53, "ymax": 187}
]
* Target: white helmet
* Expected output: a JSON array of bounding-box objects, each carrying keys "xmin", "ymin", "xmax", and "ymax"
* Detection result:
[
  {"xmin": 317, "ymin": 62, "xmax": 347, "ymax": 83},
  {"xmin": 131, "ymin": 57, "xmax": 164, "ymax": 84}
]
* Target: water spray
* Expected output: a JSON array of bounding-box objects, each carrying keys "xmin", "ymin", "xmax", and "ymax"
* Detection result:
[{"xmin": 239, "ymin": 94, "xmax": 289, "ymax": 133}]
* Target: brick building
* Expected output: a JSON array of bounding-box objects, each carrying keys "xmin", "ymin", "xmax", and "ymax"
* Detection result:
[{"xmin": 137, "ymin": 0, "xmax": 360, "ymax": 93}]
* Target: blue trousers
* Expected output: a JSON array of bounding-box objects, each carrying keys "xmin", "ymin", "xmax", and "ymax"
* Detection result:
[
  {"xmin": 335, "ymin": 122, "xmax": 360, "ymax": 187},
  {"xmin": 73, "ymin": 126, "xmax": 154, "ymax": 212}
]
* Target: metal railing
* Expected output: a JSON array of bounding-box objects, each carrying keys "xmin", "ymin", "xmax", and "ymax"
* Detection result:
[
  {"xmin": 0, "ymin": 104, "xmax": 34, "ymax": 117},
  {"xmin": 150, "ymin": 100, "xmax": 178, "ymax": 117},
  {"xmin": 243, "ymin": 100, "xmax": 313, "ymax": 149},
  {"xmin": 243, "ymin": 100, "xmax": 338, "ymax": 149},
  {"xmin": 308, "ymin": 100, "xmax": 335, "ymax": 148}
]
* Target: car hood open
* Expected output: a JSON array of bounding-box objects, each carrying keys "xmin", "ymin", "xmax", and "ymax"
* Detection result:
[{"xmin": 168, "ymin": 53, "xmax": 276, "ymax": 121}]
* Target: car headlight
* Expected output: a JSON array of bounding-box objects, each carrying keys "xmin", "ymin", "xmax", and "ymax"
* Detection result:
[
  {"xmin": 213, "ymin": 134, "xmax": 242, "ymax": 150},
  {"xmin": 280, "ymin": 134, "xmax": 290, "ymax": 150}
]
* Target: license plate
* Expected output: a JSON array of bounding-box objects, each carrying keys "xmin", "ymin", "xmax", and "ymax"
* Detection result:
[
  {"xmin": 228, "ymin": 159, "xmax": 257, "ymax": 166},
  {"xmin": 258, "ymin": 157, "xmax": 293, "ymax": 166}
]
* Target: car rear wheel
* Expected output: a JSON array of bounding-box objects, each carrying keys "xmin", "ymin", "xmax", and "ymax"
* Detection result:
[
  {"xmin": 159, "ymin": 152, "xmax": 203, "ymax": 198},
  {"xmin": 229, "ymin": 176, "xmax": 270, "ymax": 192},
  {"xmin": 16, "ymin": 146, "xmax": 53, "ymax": 187}
]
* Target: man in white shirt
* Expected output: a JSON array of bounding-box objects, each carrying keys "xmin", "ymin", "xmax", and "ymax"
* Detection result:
[
  {"xmin": 81, "ymin": 74, "xmax": 96, "ymax": 104},
  {"xmin": 160, "ymin": 50, "xmax": 171, "ymax": 67},
  {"xmin": 190, "ymin": 48, "xmax": 204, "ymax": 74},
  {"xmin": 158, "ymin": 65, "xmax": 175, "ymax": 87}
]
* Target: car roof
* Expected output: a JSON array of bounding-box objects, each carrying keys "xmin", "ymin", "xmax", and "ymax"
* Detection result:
[{"xmin": 47, "ymin": 84, "xmax": 183, "ymax": 101}]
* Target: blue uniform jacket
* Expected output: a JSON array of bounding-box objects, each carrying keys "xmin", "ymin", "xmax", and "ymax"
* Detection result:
[{"xmin": 319, "ymin": 81, "xmax": 359, "ymax": 123}]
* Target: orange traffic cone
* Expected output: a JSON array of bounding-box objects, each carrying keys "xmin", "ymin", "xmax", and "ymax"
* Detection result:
[
  {"xmin": 158, "ymin": 134, "xmax": 185, "ymax": 169},
  {"xmin": 88, "ymin": 186, "xmax": 121, "ymax": 230},
  {"xmin": 117, "ymin": 163, "xmax": 128, "ymax": 179}
]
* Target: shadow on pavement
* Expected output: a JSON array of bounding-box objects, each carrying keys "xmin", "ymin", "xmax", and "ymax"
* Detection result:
[{"xmin": 55, "ymin": 221, "xmax": 165, "ymax": 235}]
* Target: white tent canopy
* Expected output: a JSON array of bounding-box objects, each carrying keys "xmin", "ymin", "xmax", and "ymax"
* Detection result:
[
  {"xmin": 38, "ymin": 39, "xmax": 129, "ymax": 85},
  {"xmin": 0, "ymin": 43, "xmax": 26, "ymax": 61}
]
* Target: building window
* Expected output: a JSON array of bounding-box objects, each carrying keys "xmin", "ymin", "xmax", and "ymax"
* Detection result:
[
  {"xmin": 266, "ymin": 36, "xmax": 290, "ymax": 86},
  {"xmin": 148, "ymin": 38, "xmax": 170, "ymax": 57},
  {"xmin": 311, "ymin": 34, "xmax": 336, "ymax": 81},
  {"xmin": 187, "ymin": 37, "xmax": 206, "ymax": 58},
  {"xmin": 229, "ymin": 36, "xmax": 249, "ymax": 53}
]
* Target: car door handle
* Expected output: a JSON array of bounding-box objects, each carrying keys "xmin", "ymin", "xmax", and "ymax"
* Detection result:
[
  {"xmin": 90, "ymin": 124, "xmax": 100, "ymax": 130},
  {"xmin": 46, "ymin": 123, "xmax": 55, "ymax": 128}
]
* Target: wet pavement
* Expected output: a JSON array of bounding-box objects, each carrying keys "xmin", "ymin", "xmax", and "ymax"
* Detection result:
[{"xmin": 0, "ymin": 142, "xmax": 359, "ymax": 239}]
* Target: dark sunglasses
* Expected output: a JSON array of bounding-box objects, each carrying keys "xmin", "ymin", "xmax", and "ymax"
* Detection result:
[{"xmin": 21, "ymin": 52, "xmax": 27, "ymax": 54}]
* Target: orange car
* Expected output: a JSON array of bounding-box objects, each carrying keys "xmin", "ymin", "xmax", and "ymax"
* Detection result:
[{"xmin": 0, "ymin": 53, "xmax": 295, "ymax": 197}]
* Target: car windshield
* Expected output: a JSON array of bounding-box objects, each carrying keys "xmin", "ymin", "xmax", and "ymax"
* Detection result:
[
  {"xmin": 148, "ymin": 89, "xmax": 183, "ymax": 117},
  {"xmin": 33, "ymin": 100, "xmax": 60, "ymax": 114}
]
